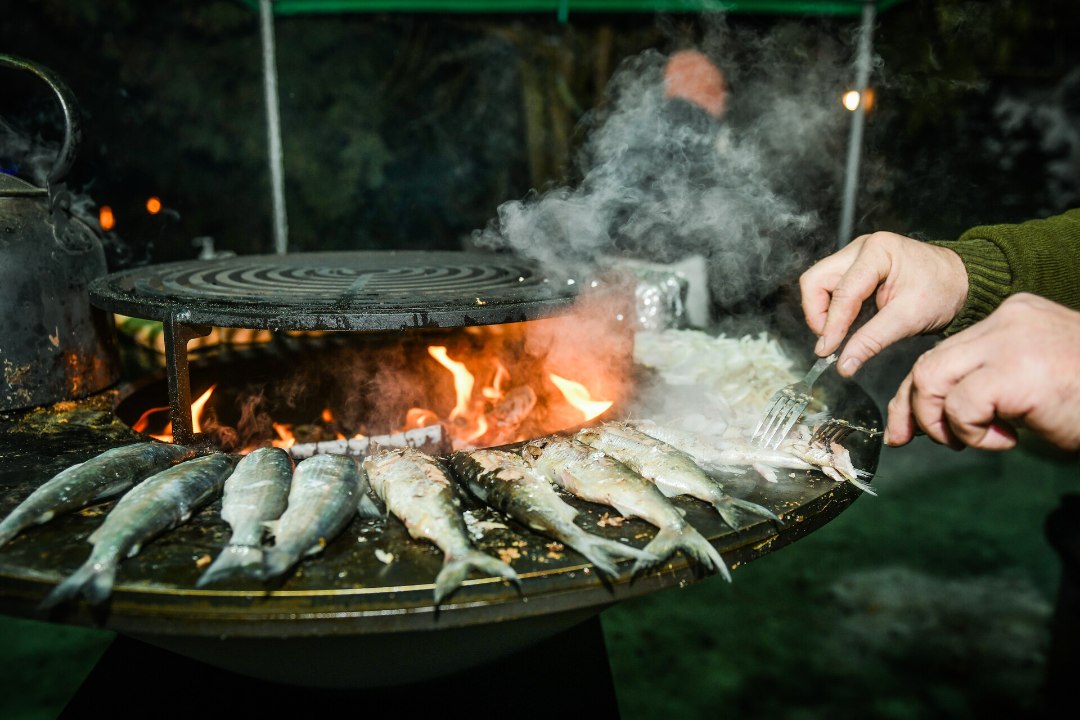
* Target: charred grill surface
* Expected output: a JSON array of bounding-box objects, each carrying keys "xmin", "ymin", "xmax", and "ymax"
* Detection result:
[{"xmin": 89, "ymin": 251, "xmax": 582, "ymax": 331}]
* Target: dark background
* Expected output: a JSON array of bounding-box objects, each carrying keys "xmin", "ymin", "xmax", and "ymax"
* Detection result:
[
  {"xmin": 2, "ymin": 1, "xmax": 1079, "ymax": 718},
  {"xmin": 3, "ymin": 1, "xmax": 1077, "ymax": 269}
]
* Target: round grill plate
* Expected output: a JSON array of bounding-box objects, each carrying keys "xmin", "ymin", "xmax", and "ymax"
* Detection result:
[{"xmin": 89, "ymin": 251, "xmax": 583, "ymax": 330}]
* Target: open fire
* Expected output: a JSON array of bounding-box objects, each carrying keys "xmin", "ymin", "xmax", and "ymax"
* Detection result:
[{"xmin": 121, "ymin": 299, "xmax": 633, "ymax": 457}]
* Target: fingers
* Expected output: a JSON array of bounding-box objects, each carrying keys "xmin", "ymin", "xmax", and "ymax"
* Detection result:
[
  {"xmin": 799, "ymin": 237, "xmax": 868, "ymax": 343},
  {"xmin": 886, "ymin": 331, "xmax": 1016, "ymax": 451}
]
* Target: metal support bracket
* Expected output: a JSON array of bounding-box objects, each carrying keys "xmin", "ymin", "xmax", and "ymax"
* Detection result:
[{"xmin": 163, "ymin": 319, "xmax": 212, "ymax": 445}]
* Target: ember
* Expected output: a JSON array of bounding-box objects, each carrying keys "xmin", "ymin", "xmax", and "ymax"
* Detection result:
[{"xmin": 117, "ymin": 303, "xmax": 634, "ymax": 456}]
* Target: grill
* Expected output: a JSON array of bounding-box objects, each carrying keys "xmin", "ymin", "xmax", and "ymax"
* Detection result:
[
  {"xmin": 89, "ymin": 251, "xmax": 582, "ymax": 330},
  {"xmin": 0, "ymin": 249, "xmax": 884, "ymax": 688},
  {"xmin": 89, "ymin": 251, "xmax": 586, "ymax": 444}
]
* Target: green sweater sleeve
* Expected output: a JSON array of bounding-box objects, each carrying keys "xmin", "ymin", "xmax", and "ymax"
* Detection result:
[{"xmin": 927, "ymin": 208, "xmax": 1080, "ymax": 334}]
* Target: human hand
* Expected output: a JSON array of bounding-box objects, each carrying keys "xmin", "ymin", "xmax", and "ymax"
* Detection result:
[
  {"xmin": 885, "ymin": 293, "xmax": 1080, "ymax": 452},
  {"xmin": 799, "ymin": 231, "xmax": 969, "ymax": 376}
]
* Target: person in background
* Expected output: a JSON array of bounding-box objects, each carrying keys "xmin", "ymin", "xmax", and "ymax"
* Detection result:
[
  {"xmin": 798, "ymin": 207, "xmax": 1080, "ymax": 710},
  {"xmin": 663, "ymin": 48, "xmax": 729, "ymax": 120}
]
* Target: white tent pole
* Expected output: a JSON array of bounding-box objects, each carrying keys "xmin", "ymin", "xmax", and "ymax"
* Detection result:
[
  {"xmin": 260, "ymin": 0, "xmax": 289, "ymax": 254},
  {"xmin": 838, "ymin": 0, "xmax": 877, "ymax": 249}
]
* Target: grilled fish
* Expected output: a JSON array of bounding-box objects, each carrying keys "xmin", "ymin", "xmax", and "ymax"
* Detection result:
[
  {"xmin": 363, "ymin": 447, "xmax": 520, "ymax": 605},
  {"xmin": 522, "ymin": 436, "xmax": 730, "ymax": 581},
  {"xmin": 262, "ymin": 454, "xmax": 363, "ymax": 580},
  {"xmin": 0, "ymin": 442, "xmax": 199, "ymax": 549},
  {"xmin": 196, "ymin": 447, "xmax": 294, "ymax": 587},
  {"xmin": 39, "ymin": 452, "xmax": 238, "ymax": 609},
  {"xmin": 449, "ymin": 448, "xmax": 656, "ymax": 580},
  {"xmin": 632, "ymin": 420, "xmax": 817, "ymax": 477},
  {"xmin": 578, "ymin": 422, "xmax": 780, "ymax": 529}
]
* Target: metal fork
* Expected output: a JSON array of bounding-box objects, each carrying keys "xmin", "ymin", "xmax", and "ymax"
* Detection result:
[
  {"xmin": 751, "ymin": 354, "xmax": 837, "ymax": 449},
  {"xmin": 810, "ymin": 418, "xmax": 883, "ymax": 447}
]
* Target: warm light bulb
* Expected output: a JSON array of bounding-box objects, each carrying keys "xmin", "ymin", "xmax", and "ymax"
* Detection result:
[
  {"xmin": 98, "ymin": 205, "xmax": 115, "ymax": 231},
  {"xmin": 146, "ymin": 196, "xmax": 162, "ymax": 214},
  {"xmin": 842, "ymin": 88, "xmax": 876, "ymax": 112}
]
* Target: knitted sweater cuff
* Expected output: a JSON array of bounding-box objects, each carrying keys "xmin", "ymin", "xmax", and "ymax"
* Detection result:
[{"xmin": 926, "ymin": 238, "xmax": 1011, "ymax": 335}]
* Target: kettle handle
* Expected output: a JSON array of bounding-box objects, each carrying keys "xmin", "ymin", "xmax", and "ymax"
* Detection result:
[{"xmin": 0, "ymin": 53, "xmax": 81, "ymax": 190}]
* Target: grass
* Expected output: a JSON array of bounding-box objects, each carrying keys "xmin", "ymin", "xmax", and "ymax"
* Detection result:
[{"xmin": 602, "ymin": 439, "xmax": 1077, "ymax": 719}]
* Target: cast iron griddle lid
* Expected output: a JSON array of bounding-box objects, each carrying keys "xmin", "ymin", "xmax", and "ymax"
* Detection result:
[{"xmin": 89, "ymin": 250, "xmax": 581, "ymax": 330}]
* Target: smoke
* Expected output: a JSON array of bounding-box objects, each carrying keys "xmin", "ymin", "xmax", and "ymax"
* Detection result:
[{"xmin": 473, "ymin": 17, "xmax": 852, "ymax": 316}]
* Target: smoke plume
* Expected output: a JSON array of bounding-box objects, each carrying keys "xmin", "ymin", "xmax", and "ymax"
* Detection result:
[{"xmin": 473, "ymin": 17, "xmax": 852, "ymax": 317}]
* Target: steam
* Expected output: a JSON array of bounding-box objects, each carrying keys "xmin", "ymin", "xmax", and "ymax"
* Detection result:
[{"xmin": 473, "ymin": 18, "xmax": 852, "ymax": 315}]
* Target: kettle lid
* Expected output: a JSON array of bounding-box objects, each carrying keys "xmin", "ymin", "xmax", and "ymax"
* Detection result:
[{"xmin": 0, "ymin": 172, "xmax": 47, "ymax": 197}]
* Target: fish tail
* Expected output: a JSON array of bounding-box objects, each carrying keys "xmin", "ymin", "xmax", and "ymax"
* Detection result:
[
  {"xmin": 640, "ymin": 526, "xmax": 732, "ymax": 582},
  {"xmin": 434, "ymin": 550, "xmax": 520, "ymax": 606},
  {"xmin": 261, "ymin": 546, "xmax": 299, "ymax": 580},
  {"xmin": 847, "ymin": 476, "xmax": 878, "ymax": 496},
  {"xmin": 567, "ymin": 529, "xmax": 657, "ymax": 579},
  {"xmin": 711, "ymin": 496, "xmax": 782, "ymax": 529},
  {"xmin": 0, "ymin": 518, "xmax": 23, "ymax": 549},
  {"xmin": 196, "ymin": 545, "xmax": 265, "ymax": 587},
  {"xmin": 38, "ymin": 554, "xmax": 119, "ymax": 611}
]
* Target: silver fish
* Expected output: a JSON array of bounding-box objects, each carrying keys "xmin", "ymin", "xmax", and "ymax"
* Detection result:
[
  {"xmin": 39, "ymin": 452, "xmax": 238, "ymax": 609},
  {"xmin": 793, "ymin": 438, "xmax": 876, "ymax": 495},
  {"xmin": 262, "ymin": 454, "xmax": 363, "ymax": 580},
  {"xmin": 632, "ymin": 420, "xmax": 817, "ymax": 478},
  {"xmin": 0, "ymin": 441, "xmax": 199, "ymax": 549},
  {"xmin": 521, "ymin": 436, "xmax": 730, "ymax": 581},
  {"xmin": 196, "ymin": 447, "xmax": 294, "ymax": 587},
  {"xmin": 363, "ymin": 447, "xmax": 520, "ymax": 605},
  {"xmin": 577, "ymin": 422, "xmax": 780, "ymax": 529},
  {"xmin": 449, "ymin": 448, "xmax": 657, "ymax": 580}
]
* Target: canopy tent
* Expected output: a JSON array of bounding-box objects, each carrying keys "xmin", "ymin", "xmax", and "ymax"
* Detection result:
[
  {"xmin": 242, "ymin": 0, "xmax": 907, "ymax": 252},
  {"xmin": 242, "ymin": 1, "xmax": 905, "ymax": 19}
]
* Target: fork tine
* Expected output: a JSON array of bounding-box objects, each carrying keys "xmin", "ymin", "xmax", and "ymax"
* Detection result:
[
  {"xmin": 751, "ymin": 393, "xmax": 786, "ymax": 443},
  {"xmin": 755, "ymin": 396, "xmax": 792, "ymax": 446},
  {"xmin": 769, "ymin": 398, "xmax": 809, "ymax": 449}
]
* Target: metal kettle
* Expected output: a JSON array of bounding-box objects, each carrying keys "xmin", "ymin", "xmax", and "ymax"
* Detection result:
[{"xmin": 0, "ymin": 54, "xmax": 119, "ymax": 411}]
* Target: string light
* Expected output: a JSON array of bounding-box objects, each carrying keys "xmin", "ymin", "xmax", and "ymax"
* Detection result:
[
  {"xmin": 146, "ymin": 196, "xmax": 162, "ymax": 214},
  {"xmin": 98, "ymin": 206, "xmax": 115, "ymax": 231}
]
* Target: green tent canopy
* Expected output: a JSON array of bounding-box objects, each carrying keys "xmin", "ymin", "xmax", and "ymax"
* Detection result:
[{"xmin": 241, "ymin": 1, "xmax": 904, "ymax": 20}]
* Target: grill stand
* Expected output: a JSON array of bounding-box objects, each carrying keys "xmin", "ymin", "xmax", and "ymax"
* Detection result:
[{"xmin": 163, "ymin": 319, "xmax": 211, "ymax": 445}]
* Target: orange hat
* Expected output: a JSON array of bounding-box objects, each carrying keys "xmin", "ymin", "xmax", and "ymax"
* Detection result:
[{"xmin": 663, "ymin": 50, "xmax": 728, "ymax": 119}]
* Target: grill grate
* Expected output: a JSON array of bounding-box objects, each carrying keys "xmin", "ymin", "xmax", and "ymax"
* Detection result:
[{"xmin": 89, "ymin": 251, "xmax": 581, "ymax": 331}]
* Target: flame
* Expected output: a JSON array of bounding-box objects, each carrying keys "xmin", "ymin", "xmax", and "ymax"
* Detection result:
[
  {"xmin": 481, "ymin": 362, "xmax": 510, "ymax": 400},
  {"xmin": 272, "ymin": 422, "xmax": 296, "ymax": 448},
  {"xmin": 405, "ymin": 407, "xmax": 440, "ymax": 428},
  {"xmin": 549, "ymin": 373, "xmax": 613, "ymax": 421},
  {"xmin": 132, "ymin": 405, "xmax": 169, "ymax": 434},
  {"xmin": 190, "ymin": 385, "xmax": 215, "ymax": 435},
  {"xmin": 428, "ymin": 346, "xmax": 474, "ymax": 421}
]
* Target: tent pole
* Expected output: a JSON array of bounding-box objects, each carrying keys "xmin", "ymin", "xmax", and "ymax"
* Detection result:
[
  {"xmin": 837, "ymin": 0, "xmax": 876, "ymax": 250},
  {"xmin": 260, "ymin": 0, "xmax": 290, "ymax": 254}
]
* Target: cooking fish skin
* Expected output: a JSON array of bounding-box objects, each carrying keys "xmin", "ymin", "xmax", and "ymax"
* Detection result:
[
  {"xmin": 522, "ymin": 436, "xmax": 731, "ymax": 581},
  {"xmin": 262, "ymin": 454, "xmax": 362, "ymax": 580},
  {"xmin": 363, "ymin": 447, "xmax": 520, "ymax": 605},
  {"xmin": 0, "ymin": 442, "xmax": 199, "ymax": 549},
  {"xmin": 577, "ymin": 422, "xmax": 780, "ymax": 529},
  {"xmin": 632, "ymin": 420, "xmax": 816, "ymax": 475},
  {"xmin": 449, "ymin": 448, "xmax": 657, "ymax": 580},
  {"xmin": 196, "ymin": 447, "xmax": 294, "ymax": 587},
  {"xmin": 39, "ymin": 452, "xmax": 238, "ymax": 610}
]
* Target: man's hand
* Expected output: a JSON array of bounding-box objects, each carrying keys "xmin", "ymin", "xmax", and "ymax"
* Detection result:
[
  {"xmin": 885, "ymin": 293, "xmax": 1080, "ymax": 452},
  {"xmin": 799, "ymin": 231, "xmax": 969, "ymax": 376}
]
